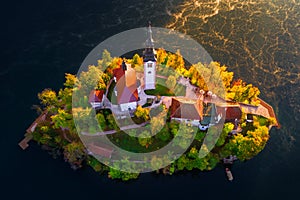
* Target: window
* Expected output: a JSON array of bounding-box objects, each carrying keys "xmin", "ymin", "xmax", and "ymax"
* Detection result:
[
  {"xmin": 148, "ymin": 63, "xmax": 153, "ymax": 68},
  {"xmin": 148, "ymin": 71, "xmax": 151, "ymax": 74}
]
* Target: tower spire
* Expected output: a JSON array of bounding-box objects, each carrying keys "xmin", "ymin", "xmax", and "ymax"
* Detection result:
[{"xmin": 145, "ymin": 21, "xmax": 154, "ymax": 48}]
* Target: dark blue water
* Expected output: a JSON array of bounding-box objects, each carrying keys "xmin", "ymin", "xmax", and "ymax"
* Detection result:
[{"xmin": 1, "ymin": 0, "xmax": 299, "ymax": 199}]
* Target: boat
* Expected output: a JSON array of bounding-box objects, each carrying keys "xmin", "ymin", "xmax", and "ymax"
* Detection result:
[{"xmin": 225, "ymin": 167, "xmax": 233, "ymax": 181}]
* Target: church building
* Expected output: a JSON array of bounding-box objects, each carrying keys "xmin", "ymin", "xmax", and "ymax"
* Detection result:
[{"xmin": 113, "ymin": 61, "xmax": 139, "ymax": 112}]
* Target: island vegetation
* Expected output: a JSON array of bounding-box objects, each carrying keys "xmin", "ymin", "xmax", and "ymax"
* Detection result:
[{"xmin": 29, "ymin": 49, "xmax": 277, "ymax": 181}]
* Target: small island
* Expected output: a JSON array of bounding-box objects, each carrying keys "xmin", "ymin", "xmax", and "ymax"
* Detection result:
[{"xmin": 19, "ymin": 24, "xmax": 279, "ymax": 181}]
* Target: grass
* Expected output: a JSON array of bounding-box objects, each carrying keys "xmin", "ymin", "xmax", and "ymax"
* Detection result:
[
  {"xmin": 106, "ymin": 124, "xmax": 173, "ymax": 153},
  {"xmin": 145, "ymin": 84, "xmax": 175, "ymax": 96},
  {"xmin": 144, "ymin": 77, "xmax": 186, "ymax": 96},
  {"xmin": 257, "ymin": 116, "xmax": 269, "ymax": 126},
  {"xmin": 107, "ymin": 81, "xmax": 117, "ymax": 104}
]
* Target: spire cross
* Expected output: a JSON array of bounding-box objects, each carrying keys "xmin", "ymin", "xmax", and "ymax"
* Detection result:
[{"xmin": 146, "ymin": 21, "xmax": 154, "ymax": 48}]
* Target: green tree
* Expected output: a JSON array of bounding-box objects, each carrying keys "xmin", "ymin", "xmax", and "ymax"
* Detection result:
[
  {"xmin": 155, "ymin": 126, "xmax": 171, "ymax": 142},
  {"xmin": 97, "ymin": 49, "xmax": 113, "ymax": 69},
  {"xmin": 96, "ymin": 113, "xmax": 106, "ymax": 130},
  {"xmin": 216, "ymin": 123, "xmax": 234, "ymax": 147},
  {"xmin": 51, "ymin": 108, "xmax": 74, "ymax": 130},
  {"xmin": 223, "ymin": 125, "xmax": 269, "ymax": 161},
  {"xmin": 150, "ymin": 112, "xmax": 166, "ymax": 136},
  {"xmin": 63, "ymin": 141, "xmax": 86, "ymax": 166},
  {"xmin": 79, "ymin": 65, "xmax": 106, "ymax": 91},
  {"xmin": 150, "ymin": 156, "xmax": 164, "ymax": 170},
  {"xmin": 39, "ymin": 134, "xmax": 52, "ymax": 145},
  {"xmin": 138, "ymin": 130, "xmax": 153, "ymax": 148},
  {"xmin": 176, "ymin": 155, "xmax": 189, "ymax": 170},
  {"xmin": 166, "ymin": 75, "xmax": 177, "ymax": 91},
  {"xmin": 131, "ymin": 54, "xmax": 143, "ymax": 68},
  {"xmin": 108, "ymin": 168, "xmax": 139, "ymax": 181},
  {"xmin": 106, "ymin": 114, "xmax": 119, "ymax": 130}
]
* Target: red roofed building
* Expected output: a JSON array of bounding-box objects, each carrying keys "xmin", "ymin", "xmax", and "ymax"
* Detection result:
[
  {"xmin": 169, "ymin": 97, "xmax": 203, "ymax": 126},
  {"xmin": 89, "ymin": 90, "xmax": 105, "ymax": 108},
  {"xmin": 113, "ymin": 61, "xmax": 139, "ymax": 111},
  {"xmin": 215, "ymin": 104, "xmax": 242, "ymax": 123},
  {"xmin": 87, "ymin": 143, "xmax": 114, "ymax": 159},
  {"xmin": 225, "ymin": 106, "xmax": 242, "ymax": 121}
]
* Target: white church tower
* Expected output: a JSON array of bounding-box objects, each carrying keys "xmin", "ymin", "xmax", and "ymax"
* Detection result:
[{"xmin": 143, "ymin": 22, "xmax": 156, "ymax": 90}]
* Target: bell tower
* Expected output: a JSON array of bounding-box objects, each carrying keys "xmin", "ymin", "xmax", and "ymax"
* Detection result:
[{"xmin": 143, "ymin": 22, "xmax": 156, "ymax": 90}]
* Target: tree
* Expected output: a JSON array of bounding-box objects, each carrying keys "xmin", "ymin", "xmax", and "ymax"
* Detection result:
[
  {"xmin": 39, "ymin": 134, "xmax": 52, "ymax": 145},
  {"xmin": 38, "ymin": 89, "xmax": 58, "ymax": 108},
  {"xmin": 150, "ymin": 111, "xmax": 166, "ymax": 136},
  {"xmin": 87, "ymin": 156, "xmax": 107, "ymax": 173},
  {"xmin": 223, "ymin": 125, "xmax": 269, "ymax": 161},
  {"xmin": 187, "ymin": 147, "xmax": 198, "ymax": 159},
  {"xmin": 226, "ymin": 79, "xmax": 260, "ymax": 105},
  {"xmin": 188, "ymin": 64, "xmax": 207, "ymax": 90},
  {"xmin": 138, "ymin": 130, "xmax": 153, "ymax": 148},
  {"xmin": 150, "ymin": 156, "xmax": 164, "ymax": 171},
  {"xmin": 172, "ymin": 123, "xmax": 194, "ymax": 149},
  {"xmin": 195, "ymin": 130, "xmax": 206, "ymax": 142},
  {"xmin": 166, "ymin": 75, "xmax": 177, "ymax": 91},
  {"xmin": 58, "ymin": 87, "xmax": 73, "ymax": 110},
  {"xmin": 134, "ymin": 105, "xmax": 150, "ymax": 121},
  {"xmin": 131, "ymin": 54, "xmax": 143, "ymax": 68},
  {"xmin": 64, "ymin": 73, "xmax": 78, "ymax": 88},
  {"xmin": 51, "ymin": 108, "xmax": 74, "ymax": 130},
  {"xmin": 156, "ymin": 48, "xmax": 168, "ymax": 65},
  {"xmin": 97, "ymin": 49, "xmax": 113, "ymax": 70},
  {"xmin": 216, "ymin": 123, "xmax": 234, "ymax": 147},
  {"xmin": 176, "ymin": 155, "xmax": 188, "ymax": 170},
  {"xmin": 72, "ymin": 107, "xmax": 95, "ymax": 133},
  {"xmin": 63, "ymin": 141, "xmax": 86, "ymax": 166},
  {"xmin": 155, "ymin": 126, "xmax": 171, "ymax": 142},
  {"xmin": 96, "ymin": 113, "xmax": 106, "ymax": 130},
  {"xmin": 169, "ymin": 121, "xmax": 179, "ymax": 136},
  {"xmin": 166, "ymin": 50, "xmax": 185, "ymax": 71},
  {"xmin": 79, "ymin": 65, "xmax": 106, "ymax": 91},
  {"xmin": 108, "ymin": 168, "xmax": 139, "ymax": 181},
  {"xmin": 219, "ymin": 64, "xmax": 234, "ymax": 89},
  {"xmin": 106, "ymin": 114, "xmax": 119, "ymax": 130}
]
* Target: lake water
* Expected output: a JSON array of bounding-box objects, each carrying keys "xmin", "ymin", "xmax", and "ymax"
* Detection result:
[{"xmin": 1, "ymin": 0, "xmax": 299, "ymax": 199}]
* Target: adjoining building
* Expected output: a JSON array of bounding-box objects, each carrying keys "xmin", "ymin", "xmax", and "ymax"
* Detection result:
[
  {"xmin": 87, "ymin": 143, "xmax": 114, "ymax": 159},
  {"xmin": 169, "ymin": 97, "xmax": 203, "ymax": 126},
  {"xmin": 199, "ymin": 102, "xmax": 218, "ymax": 131},
  {"xmin": 143, "ymin": 22, "xmax": 156, "ymax": 90},
  {"xmin": 89, "ymin": 90, "xmax": 105, "ymax": 109},
  {"xmin": 113, "ymin": 61, "xmax": 139, "ymax": 111}
]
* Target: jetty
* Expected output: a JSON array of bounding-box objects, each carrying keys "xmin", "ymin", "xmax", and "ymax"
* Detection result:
[{"xmin": 18, "ymin": 111, "xmax": 48, "ymax": 150}]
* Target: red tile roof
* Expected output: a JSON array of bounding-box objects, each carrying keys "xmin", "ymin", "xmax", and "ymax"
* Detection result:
[
  {"xmin": 170, "ymin": 98, "xmax": 203, "ymax": 121},
  {"xmin": 113, "ymin": 67, "xmax": 125, "ymax": 82},
  {"xmin": 89, "ymin": 90, "xmax": 105, "ymax": 103},
  {"xmin": 113, "ymin": 64, "xmax": 138, "ymax": 104},
  {"xmin": 87, "ymin": 143, "xmax": 114, "ymax": 158},
  {"xmin": 225, "ymin": 106, "xmax": 242, "ymax": 120}
]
